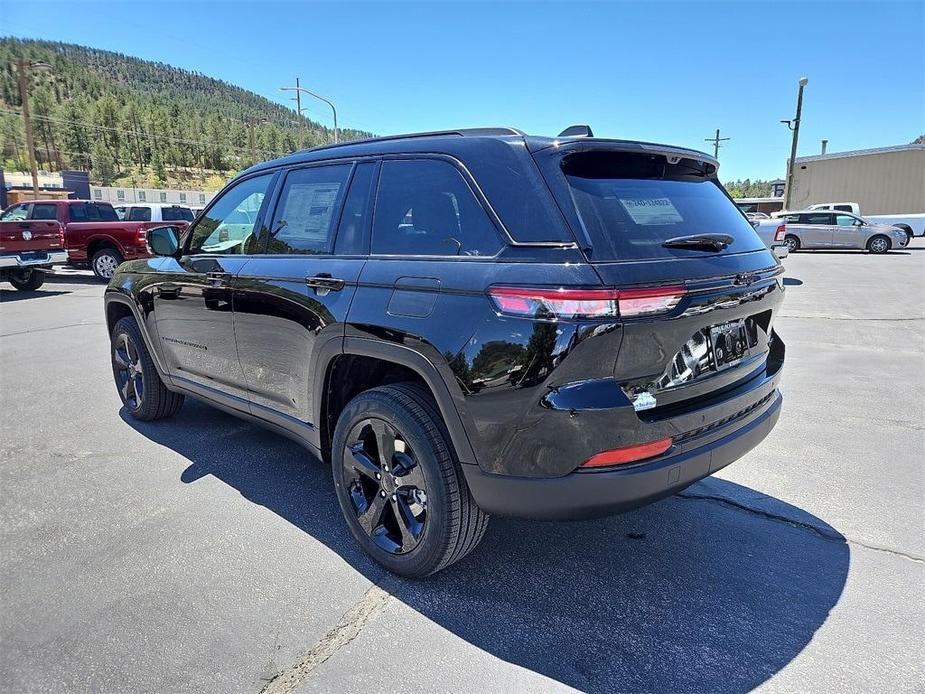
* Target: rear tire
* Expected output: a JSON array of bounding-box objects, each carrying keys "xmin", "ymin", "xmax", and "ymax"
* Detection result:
[
  {"xmin": 9, "ymin": 269, "xmax": 45, "ymax": 291},
  {"xmin": 332, "ymin": 382, "xmax": 488, "ymax": 577},
  {"xmin": 867, "ymin": 235, "xmax": 891, "ymax": 254},
  {"xmin": 110, "ymin": 316, "xmax": 184, "ymax": 421},
  {"xmin": 92, "ymin": 247, "xmax": 123, "ymax": 281},
  {"xmin": 784, "ymin": 235, "xmax": 800, "ymax": 253}
]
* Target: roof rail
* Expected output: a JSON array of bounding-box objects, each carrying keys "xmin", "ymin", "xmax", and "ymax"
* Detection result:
[{"xmin": 293, "ymin": 127, "xmax": 526, "ymax": 155}]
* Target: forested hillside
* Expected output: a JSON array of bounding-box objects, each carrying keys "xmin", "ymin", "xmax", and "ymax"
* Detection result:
[{"xmin": 0, "ymin": 38, "xmax": 373, "ymax": 189}]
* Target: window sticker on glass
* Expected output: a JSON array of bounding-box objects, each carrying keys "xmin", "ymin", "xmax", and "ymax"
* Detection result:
[{"xmin": 618, "ymin": 190, "xmax": 684, "ymax": 225}]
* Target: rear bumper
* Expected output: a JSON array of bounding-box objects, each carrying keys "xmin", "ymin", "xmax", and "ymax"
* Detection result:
[
  {"xmin": 464, "ymin": 390, "xmax": 782, "ymax": 520},
  {"xmin": 0, "ymin": 250, "xmax": 67, "ymax": 269}
]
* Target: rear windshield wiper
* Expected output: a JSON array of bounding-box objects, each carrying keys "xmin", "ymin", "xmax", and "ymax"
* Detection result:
[{"xmin": 662, "ymin": 234, "xmax": 734, "ymax": 251}]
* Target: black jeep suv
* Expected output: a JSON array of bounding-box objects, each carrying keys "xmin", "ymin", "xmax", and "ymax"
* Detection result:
[{"xmin": 105, "ymin": 127, "xmax": 785, "ymax": 576}]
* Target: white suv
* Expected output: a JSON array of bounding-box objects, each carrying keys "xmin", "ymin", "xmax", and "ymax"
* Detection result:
[{"xmin": 114, "ymin": 204, "xmax": 195, "ymax": 224}]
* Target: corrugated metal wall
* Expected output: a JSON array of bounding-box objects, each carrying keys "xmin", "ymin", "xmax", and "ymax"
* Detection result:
[{"xmin": 790, "ymin": 148, "xmax": 925, "ymax": 214}]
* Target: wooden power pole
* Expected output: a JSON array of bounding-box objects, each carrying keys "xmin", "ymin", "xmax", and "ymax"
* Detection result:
[
  {"xmin": 15, "ymin": 59, "xmax": 40, "ymax": 199},
  {"xmin": 704, "ymin": 128, "xmax": 730, "ymax": 159}
]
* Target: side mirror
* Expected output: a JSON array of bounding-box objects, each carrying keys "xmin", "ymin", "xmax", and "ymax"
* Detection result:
[{"xmin": 147, "ymin": 225, "xmax": 180, "ymax": 257}]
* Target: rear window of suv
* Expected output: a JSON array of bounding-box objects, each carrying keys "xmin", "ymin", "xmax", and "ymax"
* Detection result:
[
  {"xmin": 163, "ymin": 206, "xmax": 194, "ymax": 222},
  {"xmin": 560, "ymin": 150, "xmax": 765, "ymax": 261}
]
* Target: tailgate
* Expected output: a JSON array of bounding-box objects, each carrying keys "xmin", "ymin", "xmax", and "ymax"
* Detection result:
[
  {"xmin": 534, "ymin": 144, "xmax": 785, "ymax": 413},
  {"xmin": 0, "ymin": 220, "xmax": 64, "ymax": 254}
]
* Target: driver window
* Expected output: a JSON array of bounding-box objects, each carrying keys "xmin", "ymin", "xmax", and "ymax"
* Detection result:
[
  {"xmin": 188, "ymin": 174, "xmax": 273, "ymax": 255},
  {"xmin": 0, "ymin": 204, "xmax": 29, "ymax": 221},
  {"xmin": 835, "ymin": 214, "xmax": 856, "ymax": 227}
]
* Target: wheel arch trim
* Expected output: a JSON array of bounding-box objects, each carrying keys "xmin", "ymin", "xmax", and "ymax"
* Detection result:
[
  {"xmin": 320, "ymin": 337, "xmax": 478, "ymax": 466},
  {"xmin": 104, "ymin": 291, "xmax": 173, "ymax": 386}
]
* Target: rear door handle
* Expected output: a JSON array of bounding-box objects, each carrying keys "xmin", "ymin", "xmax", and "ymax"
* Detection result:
[
  {"xmin": 305, "ymin": 273, "xmax": 345, "ymax": 294},
  {"xmin": 206, "ymin": 271, "xmax": 230, "ymax": 287}
]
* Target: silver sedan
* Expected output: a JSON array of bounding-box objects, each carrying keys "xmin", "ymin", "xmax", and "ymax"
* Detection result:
[{"xmin": 776, "ymin": 211, "xmax": 909, "ymax": 254}]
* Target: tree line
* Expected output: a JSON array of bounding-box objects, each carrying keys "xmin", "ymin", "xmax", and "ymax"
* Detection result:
[{"xmin": 0, "ymin": 38, "xmax": 372, "ymax": 187}]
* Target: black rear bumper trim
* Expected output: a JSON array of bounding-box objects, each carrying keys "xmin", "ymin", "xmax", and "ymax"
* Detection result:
[{"xmin": 463, "ymin": 391, "xmax": 782, "ymax": 520}]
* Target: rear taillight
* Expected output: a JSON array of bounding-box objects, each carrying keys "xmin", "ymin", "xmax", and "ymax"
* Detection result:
[
  {"xmin": 774, "ymin": 224, "xmax": 786, "ymax": 242},
  {"xmin": 580, "ymin": 437, "xmax": 673, "ymax": 468},
  {"xmin": 487, "ymin": 285, "xmax": 686, "ymax": 320}
]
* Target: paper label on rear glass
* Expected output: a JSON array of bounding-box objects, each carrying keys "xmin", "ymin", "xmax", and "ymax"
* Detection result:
[{"xmin": 618, "ymin": 191, "xmax": 683, "ymax": 225}]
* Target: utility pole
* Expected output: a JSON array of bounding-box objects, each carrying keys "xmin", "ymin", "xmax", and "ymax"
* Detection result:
[
  {"xmin": 782, "ymin": 77, "xmax": 809, "ymax": 211},
  {"xmin": 704, "ymin": 128, "xmax": 730, "ymax": 159},
  {"xmin": 15, "ymin": 59, "xmax": 40, "ymax": 199},
  {"xmin": 247, "ymin": 117, "xmax": 257, "ymax": 166}
]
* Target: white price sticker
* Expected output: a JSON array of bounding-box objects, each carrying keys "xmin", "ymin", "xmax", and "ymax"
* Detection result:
[{"xmin": 619, "ymin": 195, "xmax": 683, "ymax": 225}]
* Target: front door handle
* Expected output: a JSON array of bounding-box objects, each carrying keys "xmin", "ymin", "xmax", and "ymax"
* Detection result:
[
  {"xmin": 305, "ymin": 273, "xmax": 346, "ymax": 295},
  {"xmin": 206, "ymin": 271, "xmax": 230, "ymax": 287}
]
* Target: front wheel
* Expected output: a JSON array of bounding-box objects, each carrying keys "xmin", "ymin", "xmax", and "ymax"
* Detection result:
[
  {"xmin": 9, "ymin": 269, "xmax": 45, "ymax": 291},
  {"xmin": 110, "ymin": 316, "xmax": 184, "ymax": 420},
  {"xmin": 332, "ymin": 383, "xmax": 488, "ymax": 577},
  {"xmin": 92, "ymin": 247, "xmax": 123, "ymax": 281},
  {"xmin": 867, "ymin": 235, "xmax": 891, "ymax": 254}
]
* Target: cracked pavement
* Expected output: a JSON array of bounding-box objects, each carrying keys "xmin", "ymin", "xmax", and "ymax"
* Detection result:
[{"xmin": 1, "ymin": 247, "xmax": 923, "ymax": 693}]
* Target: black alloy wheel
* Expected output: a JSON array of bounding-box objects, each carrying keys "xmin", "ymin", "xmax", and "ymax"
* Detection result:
[
  {"xmin": 113, "ymin": 331, "xmax": 145, "ymax": 412},
  {"xmin": 342, "ymin": 418, "xmax": 428, "ymax": 555}
]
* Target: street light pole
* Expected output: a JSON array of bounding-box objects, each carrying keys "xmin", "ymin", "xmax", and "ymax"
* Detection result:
[
  {"xmin": 280, "ymin": 82, "xmax": 338, "ymax": 144},
  {"xmin": 295, "ymin": 77, "xmax": 304, "ymax": 149},
  {"xmin": 783, "ymin": 77, "xmax": 809, "ymax": 211},
  {"xmin": 15, "ymin": 59, "xmax": 40, "ymax": 199}
]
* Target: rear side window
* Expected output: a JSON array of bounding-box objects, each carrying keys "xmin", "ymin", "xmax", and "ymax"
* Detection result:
[
  {"xmin": 31, "ymin": 203, "xmax": 58, "ymax": 220},
  {"xmin": 267, "ymin": 164, "xmax": 351, "ymax": 255},
  {"xmin": 163, "ymin": 206, "xmax": 194, "ymax": 222},
  {"xmin": 801, "ymin": 213, "xmax": 832, "ymax": 225},
  {"xmin": 372, "ymin": 159, "xmax": 502, "ymax": 257},
  {"xmin": 560, "ymin": 151, "xmax": 765, "ymax": 261},
  {"xmin": 69, "ymin": 203, "xmax": 119, "ymax": 222},
  {"xmin": 128, "ymin": 207, "xmax": 152, "ymax": 221}
]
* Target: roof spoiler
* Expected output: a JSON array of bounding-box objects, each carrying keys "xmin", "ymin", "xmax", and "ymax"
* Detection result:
[{"xmin": 558, "ymin": 124, "xmax": 594, "ymax": 138}]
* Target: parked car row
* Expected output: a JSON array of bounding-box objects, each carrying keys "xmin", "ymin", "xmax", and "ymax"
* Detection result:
[{"xmin": 0, "ymin": 199, "xmax": 192, "ymax": 288}]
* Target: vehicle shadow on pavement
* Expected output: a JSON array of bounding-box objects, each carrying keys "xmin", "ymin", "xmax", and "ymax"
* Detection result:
[
  {"xmin": 123, "ymin": 401, "xmax": 849, "ymax": 694},
  {"xmin": 0, "ymin": 288, "xmax": 71, "ymax": 302}
]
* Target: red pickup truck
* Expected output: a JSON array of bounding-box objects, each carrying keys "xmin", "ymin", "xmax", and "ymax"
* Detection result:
[
  {"xmin": 0, "ymin": 200, "xmax": 189, "ymax": 281},
  {"xmin": 0, "ymin": 204, "xmax": 67, "ymax": 290}
]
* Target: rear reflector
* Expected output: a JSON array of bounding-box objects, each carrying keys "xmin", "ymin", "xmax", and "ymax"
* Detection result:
[
  {"xmin": 580, "ymin": 437, "xmax": 673, "ymax": 468},
  {"xmin": 774, "ymin": 224, "xmax": 786, "ymax": 242},
  {"xmin": 488, "ymin": 286, "xmax": 686, "ymax": 320}
]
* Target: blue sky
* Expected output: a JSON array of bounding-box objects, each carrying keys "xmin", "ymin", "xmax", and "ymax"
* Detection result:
[{"xmin": 3, "ymin": 1, "xmax": 923, "ymax": 181}]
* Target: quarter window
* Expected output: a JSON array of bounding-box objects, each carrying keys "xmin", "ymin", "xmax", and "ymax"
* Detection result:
[
  {"xmin": 267, "ymin": 165, "xmax": 351, "ymax": 255},
  {"xmin": 372, "ymin": 159, "xmax": 502, "ymax": 257},
  {"xmin": 188, "ymin": 174, "xmax": 274, "ymax": 255}
]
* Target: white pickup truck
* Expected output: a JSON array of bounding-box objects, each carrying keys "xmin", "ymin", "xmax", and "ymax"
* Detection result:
[{"xmin": 804, "ymin": 203, "xmax": 924, "ymax": 242}]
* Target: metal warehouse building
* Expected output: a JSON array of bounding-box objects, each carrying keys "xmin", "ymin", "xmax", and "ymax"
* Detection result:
[{"xmin": 789, "ymin": 144, "xmax": 925, "ymax": 214}]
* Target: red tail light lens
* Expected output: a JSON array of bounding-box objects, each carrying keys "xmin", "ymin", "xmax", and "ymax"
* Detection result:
[
  {"xmin": 580, "ymin": 437, "xmax": 673, "ymax": 468},
  {"xmin": 774, "ymin": 224, "xmax": 786, "ymax": 242},
  {"xmin": 488, "ymin": 286, "xmax": 686, "ymax": 320}
]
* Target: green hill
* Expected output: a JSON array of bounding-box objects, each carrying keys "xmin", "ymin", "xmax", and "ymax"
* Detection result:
[{"xmin": 0, "ymin": 38, "xmax": 373, "ymax": 189}]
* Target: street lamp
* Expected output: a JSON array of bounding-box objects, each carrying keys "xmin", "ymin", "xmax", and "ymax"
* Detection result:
[
  {"xmin": 782, "ymin": 76, "xmax": 809, "ymax": 211},
  {"xmin": 14, "ymin": 59, "xmax": 53, "ymax": 199},
  {"xmin": 280, "ymin": 80, "xmax": 339, "ymax": 144}
]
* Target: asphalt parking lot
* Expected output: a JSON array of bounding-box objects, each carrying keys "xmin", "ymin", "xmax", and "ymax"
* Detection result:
[{"xmin": 1, "ymin": 244, "xmax": 923, "ymax": 693}]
